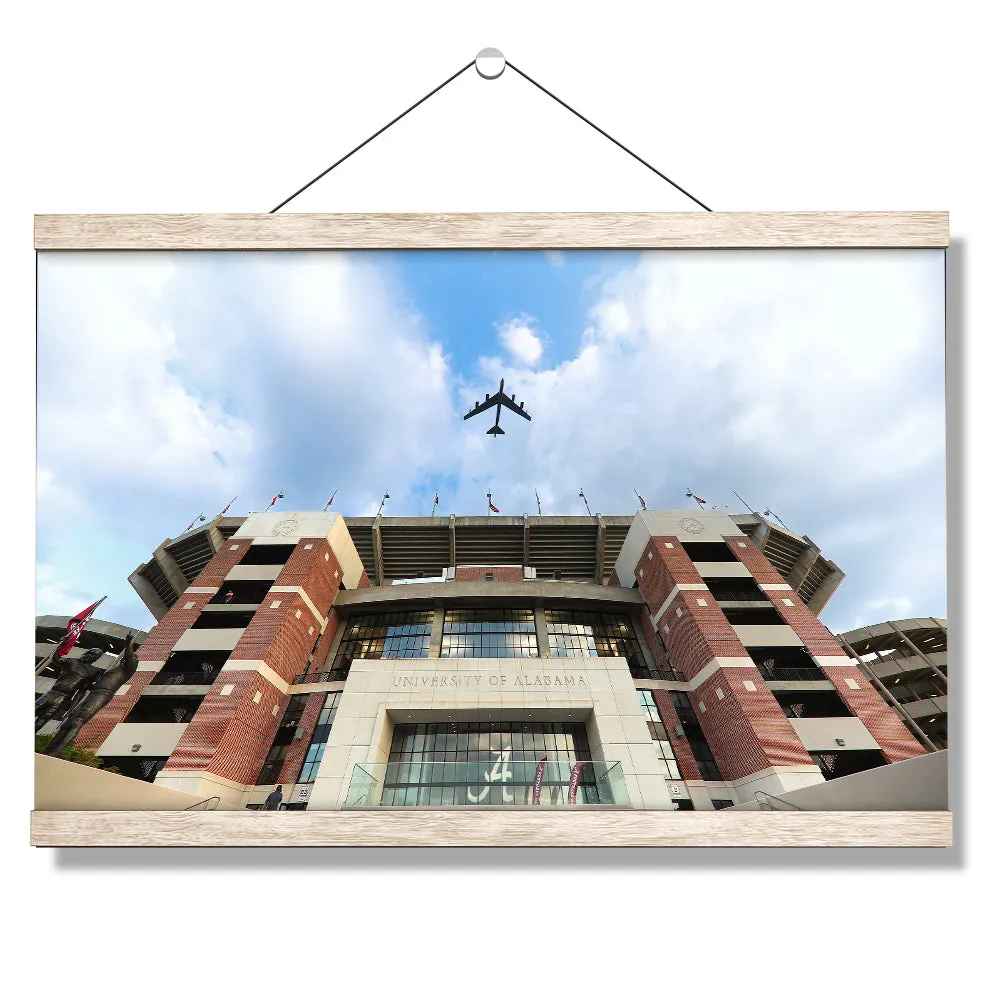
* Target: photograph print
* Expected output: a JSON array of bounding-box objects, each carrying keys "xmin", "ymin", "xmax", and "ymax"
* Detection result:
[{"xmin": 34, "ymin": 240, "xmax": 947, "ymax": 829}]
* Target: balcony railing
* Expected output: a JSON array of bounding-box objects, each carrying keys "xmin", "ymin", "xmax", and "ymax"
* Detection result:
[
  {"xmin": 343, "ymin": 760, "xmax": 629, "ymax": 808},
  {"xmin": 630, "ymin": 666, "xmax": 685, "ymax": 682},
  {"xmin": 149, "ymin": 668, "xmax": 221, "ymax": 686},
  {"xmin": 293, "ymin": 666, "xmax": 350, "ymax": 685},
  {"xmin": 756, "ymin": 665, "xmax": 827, "ymax": 682},
  {"xmin": 712, "ymin": 590, "xmax": 767, "ymax": 603}
]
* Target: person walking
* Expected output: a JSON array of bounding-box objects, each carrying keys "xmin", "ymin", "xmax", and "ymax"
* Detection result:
[{"xmin": 264, "ymin": 785, "xmax": 283, "ymax": 811}]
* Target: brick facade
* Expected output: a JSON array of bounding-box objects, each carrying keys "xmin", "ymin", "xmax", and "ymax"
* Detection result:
[
  {"xmin": 724, "ymin": 536, "xmax": 786, "ymax": 586},
  {"xmin": 769, "ymin": 589, "xmax": 845, "ymax": 658},
  {"xmin": 74, "ymin": 669, "xmax": 160, "ymax": 751},
  {"xmin": 454, "ymin": 566, "xmax": 524, "ymax": 582},
  {"xmin": 190, "ymin": 537, "xmax": 254, "ymax": 589},
  {"xmin": 277, "ymin": 691, "xmax": 329, "ymax": 785},
  {"xmin": 230, "ymin": 590, "xmax": 324, "ymax": 684},
  {"xmin": 135, "ymin": 591, "xmax": 215, "ymax": 662},
  {"xmin": 691, "ymin": 669, "xmax": 815, "ymax": 779},
  {"xmin": 650, "ymin": 689, "xmax": 701, "ymax": 783},
  {"xmin": 163, "ymin": 669, "xmax": 287, "ymax": 785},
  {"xmin": 634, "ymin": 531, "xmax": 815, "ymax": 781},
  {"xmin": 822, "ymin": 664, "xmax": 927, "ymax": 763}
]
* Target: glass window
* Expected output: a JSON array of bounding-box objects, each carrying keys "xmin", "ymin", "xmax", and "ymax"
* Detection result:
[
  {"xmin": 441, "ymin": 609, "xmax": 538, "ymax": 658},
  {"xmin": 296, "ymin": 692, "xmax": 342, "ymax": 785},
  {"xmin": 381, "ymin": 720, "xmax": 597, "ymax": 806},
  {"xmin": 545, "ymin": 610, "xmax": 647, "ymax": 668},
  {"xmin": 339, "ymin": 611, "xmax": 433, "ymax": 663}
]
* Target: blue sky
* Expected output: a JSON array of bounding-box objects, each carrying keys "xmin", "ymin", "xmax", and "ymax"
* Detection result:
[{"xmin": 36, "ymin": 249, "xmax": 945, "ymax": 635}]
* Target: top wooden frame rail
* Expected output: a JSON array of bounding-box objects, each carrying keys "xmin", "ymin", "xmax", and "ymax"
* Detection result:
[{"xmin": 34, "ymin": 212, "xmax": 949, "ymax": 250}]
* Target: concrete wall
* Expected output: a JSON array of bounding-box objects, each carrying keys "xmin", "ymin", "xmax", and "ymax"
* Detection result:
[
  {"xmin": 225, "ymin": 564, "xmax": 284, "ymax": 582},
  {"xmin": 173, "ymin": 628, "xmax": 246, "ymax": 651},
  {"xmin": 616, "ymin": 510, "xmax": 746, "ymax": 588},
  {"xmin": 98, "ymin": 722, "xmax": 190, "ymax": 758},
  {"xmin": 35, "ymin": 753, "xmax": 206, "ymax": 810},
  {"xmin": 788, "ymin": 716, "xmax": 881, "ymax": 752},
  {"xmin": 728, "ymin": 750, "xmax": 948, "ymax": 811},
  {"xmin": 732, "ymin": 624, "xmax": 802, "ymax": 647},
  {"xmin": 692, "ymin": 562, "xmax": 752, "ymax": 579},
  {"xmin": 308, "ymin": 655, "xmax": 674, "ymax": 811}
]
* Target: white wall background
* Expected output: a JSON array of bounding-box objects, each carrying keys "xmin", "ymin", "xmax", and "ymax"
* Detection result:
[{"xmin": 4, "ymin": 2, "xmax": 995, "ymax": 997}]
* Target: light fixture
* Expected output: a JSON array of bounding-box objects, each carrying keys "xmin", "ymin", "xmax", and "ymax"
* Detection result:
[
  {"xmin": 131, "ymin": 744, "xmax": 142, "ymax": 752},
  {"xmin": 834, "ymin": 738, "xmax": 845, "ymax": 747}
]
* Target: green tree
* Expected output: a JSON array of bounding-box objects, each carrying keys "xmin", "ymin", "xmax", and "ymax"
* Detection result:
[{"xmin": 35, "ymin": 733, "xmax": 120, "ymax": 773}]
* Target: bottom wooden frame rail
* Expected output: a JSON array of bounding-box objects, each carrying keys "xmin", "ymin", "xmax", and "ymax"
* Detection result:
[{"xmin": 31, "ymin": 809, "xmax": 952, "ymax": 847}]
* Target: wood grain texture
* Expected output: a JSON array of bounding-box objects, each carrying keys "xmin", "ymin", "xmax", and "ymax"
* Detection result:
[
  {"xmin": 34, "ymin": 212, "xmax": 949, "ymax": 250},
  {"xmin": 30, "ymin": 810, "xmax": 952, "ymax": 848}
]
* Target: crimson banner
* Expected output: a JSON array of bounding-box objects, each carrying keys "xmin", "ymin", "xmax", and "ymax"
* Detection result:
[
  {"xmin": 567, "ymin": 761, "xmax": 584, "ymax": 804},
  {"xmin": 532, "ymin": 758, "xmax": 547, "ymax": 805},
  {"xmin": 56, "ymin": 597, "xmax": 106, "ymax": 656}
]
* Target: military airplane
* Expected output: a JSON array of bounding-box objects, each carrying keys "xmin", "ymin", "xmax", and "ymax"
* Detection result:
[{"xmin": 463, "ymin": 379, "xmax": 531, "ymax": 436}]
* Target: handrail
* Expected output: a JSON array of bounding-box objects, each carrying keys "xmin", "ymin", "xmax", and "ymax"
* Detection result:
[
  {"xmin": 184, "ymin": 796, "xmax": 221, "ymax": 811},
  {"xmin": 754, "ymin": 790, "xmax": 804, "ymax": 811}
]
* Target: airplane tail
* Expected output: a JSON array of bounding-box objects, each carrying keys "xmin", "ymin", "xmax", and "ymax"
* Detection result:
[{"xmin": 487, "ymin": 424, "xmax": 505, "ymax": 436}]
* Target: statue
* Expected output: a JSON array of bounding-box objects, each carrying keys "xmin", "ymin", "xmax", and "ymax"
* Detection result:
[
  {"xmin": 41, "ymin": 634, "xmax": 140, "ymax": 759},
  {"xmin": 35, "ymin": 646, "xmax": 106, "ymax": 732}
]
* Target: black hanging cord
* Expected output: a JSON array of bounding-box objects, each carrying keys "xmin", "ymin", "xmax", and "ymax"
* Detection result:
[
  {"xmin": 270, "ymin": 60, "xmax": 476, "ymax": 213},
  {"xmin": 504, "ymin": 61, "xmax": 712, "ymax": 212},
  {"xmin": 270, "ymin": 56, "xmax": 711, "ymax": 213}
]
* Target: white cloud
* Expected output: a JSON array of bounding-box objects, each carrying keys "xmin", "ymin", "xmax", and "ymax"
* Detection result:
[
  {"xmin": 452, "ymin": 249, "xmax": 945, "ymax": 625},
  {"xmin": 35, "ymin": 563, "xmax": 93, "ymax": 618},
  {"xmin": 36, "ymin": 251, "xmax": 458, "ymax": 623},
  {"xmin": 37, "ymin": 248, "xmax": 944, "ymax": 632},
  {"xmin": 497, "ymin": 315, "xmax": 544, "ymax": 367}
]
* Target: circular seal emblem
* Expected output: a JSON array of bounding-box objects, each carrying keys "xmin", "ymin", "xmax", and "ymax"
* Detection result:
[
  {"xmin": 679, "ymin": 517, "xmax": 705, "ymax": 534},
  {"xmin": 271, "ymin": 518, "xmax": 300, "ymax": 537}
]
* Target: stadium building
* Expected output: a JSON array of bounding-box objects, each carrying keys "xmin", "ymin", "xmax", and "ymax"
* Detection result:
[
  {"xmin": 837, "ymin": 618, "xmax": 948, "ymax": 752},
  {"xmin": 67, "ymin": 507, "xmax": 927, "ymax": 810}
]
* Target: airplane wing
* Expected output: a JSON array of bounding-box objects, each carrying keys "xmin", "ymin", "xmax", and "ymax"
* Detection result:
[
  {"xmin": 463, "ymin": 395, "xmax": 498, "ymax": 420},
  {"xmin": 496, "ymin": 391, "xmax": 531, "ymax": 421}
]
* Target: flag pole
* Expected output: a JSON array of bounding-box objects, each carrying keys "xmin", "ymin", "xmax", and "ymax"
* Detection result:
[
  {"xmin": 633, "ymin": 489, "xmax": 647, "ymax": 511},
  {"xmin": 732, "ymin": 490, "xmax": 756, "ymax": 515},
  {"xmin": 431, "ymin": 492, "xmax": 438, "ymax": 517},
  {"xmin": 579, "ymin": 489, "xmax": 592, "ymax": 517},
  {"xmin": 324, "ymin": 490, "xmax": 338, "ymax": 512},
  {"xmin": 376, "ymin": 491, "xmax": 390, "ymax": 517},
  {"xmin": 535, "ymin": 489, "xmax": 542, "ymax": 516},
  {"xmin": 763, "ymin": 507, "xmax": 790, "ymax": 530},
  {"xmin": 217, "ymin": 496, "xmax": 238, "ymax": 518},
  {"xmin": 487, "ymin": 492, "xmax": 493, "ymax": 516},
  {"xmin": 685, "ymin": 488, "xmax": 707, "ymax": 509}
]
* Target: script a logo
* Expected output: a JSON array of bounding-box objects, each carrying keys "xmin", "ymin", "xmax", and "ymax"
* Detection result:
[{"xmin": 467, "ymin": 747, "xmax": 514, "ymax": 804}]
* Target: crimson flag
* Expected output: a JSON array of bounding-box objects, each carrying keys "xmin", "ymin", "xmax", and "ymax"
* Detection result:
[
  {"xmin": 327, "ymin": 495, "xmax": 335, "ymax": 507},
  {"xmin": 693, "ymin": 494, "xmax": 706, "ymax": 505},
  {"xmin": 638, "ymin": 494, "xmax": 647, "ymax": 509},
  {"xmin": 488, "ymin": 501, "xmax": 500, "ymax": 513},
  {"xmin": 568, "ymin": 761, "xmax": 585, "ymax": 804},
  {"xmin": 56, "ymin": 597, "xmax": 106, "ymax": 656},
  {"xmin": 532, "ymin": 757, "xmax": 547, "ymax": 805}
]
